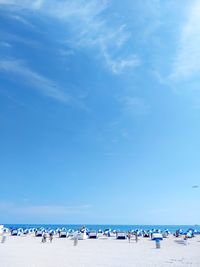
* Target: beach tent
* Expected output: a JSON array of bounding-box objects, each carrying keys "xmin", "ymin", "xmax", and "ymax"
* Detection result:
[
  {"xmin": 0, "ymin": 225, "xmax": 4, "ymax": 235},
  {"xmin": 59, "ymin": 230, "xmax": 68, "ymax": 238},
  {"xmin": 104, "ymin": 229, "xmax": 111, "ymax": 237},
  {"xmin": 151, "ymin": 233, "xmax": 163, "ymax": 241},
  {"xmin": 23, "ymin": 229, "xmax": 29, "ymax": 234},
  {"xmin": 88, "ymin": 230, "xmax": 97, "ymax": 239},
  {"xmin": 74, "ymin": 231, "xmax": 88, "ymax": 240},
  {"xmin": 116, "ymin": 232, "xmax": 127, "ymax": 239},
  {"xmin": 35, "ymin": 229, "xmax": 43, "ymax": 237},
  {"xmin": 11, "ymin": 229, "xmax": 18, "ymax": 236}
]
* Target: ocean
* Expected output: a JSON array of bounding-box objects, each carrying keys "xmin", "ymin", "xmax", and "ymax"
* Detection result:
[{"xmin": 4, "ymin": 224, "xmax": 200, "ymax": 232}]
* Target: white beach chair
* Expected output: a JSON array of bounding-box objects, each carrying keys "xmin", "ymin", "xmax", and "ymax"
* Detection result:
[
  {"xmin": 88, "ymin": 231, "xmax": 97, "ymax": 239},
  {"xmin": 35, "ymin": 230, "xmax": 43, "ymax": 237},
  {"xmin": 151, "ymin": 233, "xmax": 163, "ymax": 240},
  {"xmin": 116, "ymin": 232, "xmax": 127, "ymax": 239},
  {"xmin": 11, "ymin": 229, "xmax": 18, "ymax": 236},
  {"xmin": 59, "ymin": 231, "xmax": 67, "ymax": 238}
]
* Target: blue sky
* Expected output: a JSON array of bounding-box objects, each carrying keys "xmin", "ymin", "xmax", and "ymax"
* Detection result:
[{"xmin": 0, "ymin": 0, "xmax": 200, "ymax": 225}]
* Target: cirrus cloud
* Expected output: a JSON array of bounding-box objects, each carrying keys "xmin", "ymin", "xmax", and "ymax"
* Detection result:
[{"xmin": 0, "ymin": 0, "xmax": 141, "ymax": 74}]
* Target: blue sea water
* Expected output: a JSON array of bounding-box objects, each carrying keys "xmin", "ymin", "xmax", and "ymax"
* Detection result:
[{"xmin": 4, "ymin": 224, "xmax": 200, "ymax": 233}]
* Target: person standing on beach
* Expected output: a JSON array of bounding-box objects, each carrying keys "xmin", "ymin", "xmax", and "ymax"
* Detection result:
[
  {"xmin": 1, "ymin": 233, "xmax": 6, "ymax": 244},
  {"xmin": 135, "ymin": 232, "xmax": 138, "ymax": 243},
  {"xmin": 183, "ymin": 234, "xmax": 188, "ymax": 245},
  {"xmin": 49, "ymin": 232, "xmax": 53, "ymax": 243},
  {"xmin": 73, "ymin": 235, "xmax": 78, "ymax": 246},
  {"xmin": 41, "ymin": 233, "xmax": 47, "ymax": 243},
  {"xmin": 127, "ymin": 232, "xmax": 131, "ymax": 243}
]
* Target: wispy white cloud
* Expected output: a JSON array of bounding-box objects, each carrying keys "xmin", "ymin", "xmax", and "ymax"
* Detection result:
[
  {"xmin": 0, "ymin": 0, "xmax": 140, "ymax": 74},
  {"xmin": 170, "ymin": 0, "xmax": 200, "ymax": 80},
  {"xmin": 102, "ymin": 47, "xmax": 140, "ymax": 74},
  {"xmin": 9, "ymin": 14, "xmax": 35, "ymax": 27},
  {"xmin": 1, "ymin": 32, "xmax": 41, "ymax": 48},
  {"xmin": 0, "ymin": 201, "xmax": 92, "ymax": 216},
  {"xmin": 59, "ymin": 49, "xmax": 75, "ymax": 57},
  {"xmin": 0, "ymin": 58, "xmax": 70, "ymax": 102},
  {"xmin": 0, "ymin": 41, "xmax": 12, "ymax": 48},
  {"xmin": 15, "ymin": 204, "xmax": 92, "ymax": 215},
  {"xmin": 0, "ymin": 0, "xmax": 43, "ymax": 9},
  {"xmin": 151, "ymin": 70, "xmax": 166, "ymax": 85},
  {"xmin": 60, "ymin": 1, "xmax": 139, "ymax": 73},
  {"xmin": 0, "ymin": 0, "xmax": 14, "ymax": 4},
  {"xmin": 120, "ymin": 96, "xmax": 149, "ymax": 115},
  {"xmin": 49, "ymin": 1, "xmax": 140, "ymax": 73},
  {"xmin": 0, "ymin": 88, "xmax": 29, "ymax": 108},
  {"xmin": 31, "ymin": 0, "xmax": 43, "ymax": 9}
]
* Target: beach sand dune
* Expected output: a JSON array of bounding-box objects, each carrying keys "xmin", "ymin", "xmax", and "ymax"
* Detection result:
[{"xmin": 0, "ymin": 235, "xmax": 200, "ymax": 266}]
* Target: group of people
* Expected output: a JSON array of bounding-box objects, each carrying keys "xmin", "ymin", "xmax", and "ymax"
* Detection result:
[
  {"xmin": 41, "ymin": 232, "xmax": 53, "ymax": 243},
  {"xmin": 41, "ymin": 232, "xmax": 79, "ymax": 246},
  {"xmin": 127, "ymin": 232, "xmax": 138, "ymax": 243}
]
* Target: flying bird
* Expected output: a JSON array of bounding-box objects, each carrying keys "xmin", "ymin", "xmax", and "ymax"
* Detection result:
[{"xmin": 192, "ymin": 185, "xmax": 199, "ymax": 188}]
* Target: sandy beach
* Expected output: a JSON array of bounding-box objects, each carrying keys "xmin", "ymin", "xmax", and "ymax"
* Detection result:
[{"xmin": 0, "ymin": 235, "xmax": 200, "ymax": 267}]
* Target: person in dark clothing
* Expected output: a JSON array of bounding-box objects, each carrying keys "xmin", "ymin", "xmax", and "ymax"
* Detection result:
[
  {"xmin": 41, "ymin": 233, "xmax": 47, "ymax": 243},
  {"xmin": 49, "ymin": 232, "xmax": 53, "ymax": 243}
]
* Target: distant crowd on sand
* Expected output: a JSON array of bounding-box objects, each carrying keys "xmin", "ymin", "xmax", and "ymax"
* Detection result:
[
  {"xmin": 40, "ymin": 230, "xmax": 140, "ymax": 246},
  {"xmin": 41, "ymin": 232, "xmax": 53, "ymax": 243},
  {"xmin": 41, "ymin": 231, "xmax": 79, "ymax": 246},
  {"xmin": 1, "ymin": 224, "xmax": 198, "ymax": 249}
]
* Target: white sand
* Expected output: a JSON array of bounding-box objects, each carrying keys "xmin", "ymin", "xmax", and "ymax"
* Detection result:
[{"xmin": 0, "ymin": 235, "xmax": 200, "ymax": 267}]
